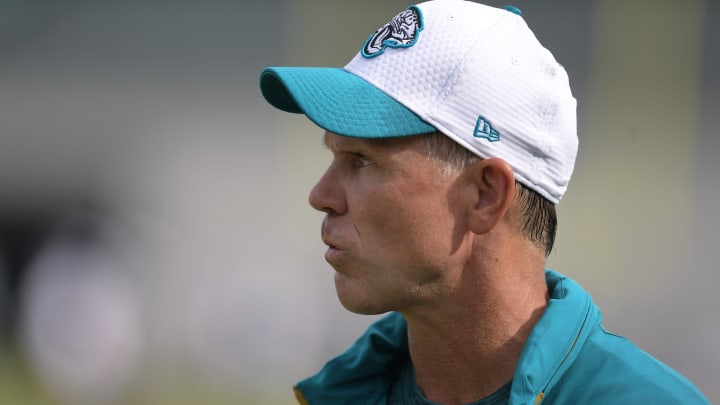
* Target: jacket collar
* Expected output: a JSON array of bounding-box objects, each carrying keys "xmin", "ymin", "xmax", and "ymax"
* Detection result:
[
  {"xmin": 295, "ymin": 270, "xmax": 599, "ymax": 405},
  {"xmin": 509, "ymin": 270, "xmax": 599, "ymax": 404},
  {"xmin": 295, "ymin": 311, "xmax": 407, "ymax": 405}
]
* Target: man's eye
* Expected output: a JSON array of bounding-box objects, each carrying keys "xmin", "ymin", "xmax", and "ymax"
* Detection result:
[{"xmin": 351, "ymin": 153, "xmax": 373, "ymax": 167}]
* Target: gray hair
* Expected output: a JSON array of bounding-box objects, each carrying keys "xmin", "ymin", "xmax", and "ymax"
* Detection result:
[{"xmin": 422, "ymin": 132, "xmax": 557, "ymax": 256}]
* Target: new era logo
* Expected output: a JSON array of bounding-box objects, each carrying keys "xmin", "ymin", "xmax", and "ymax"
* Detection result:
[{"xmin": 473, "ymin": 116, "xmax": 500, "ymax": 142}]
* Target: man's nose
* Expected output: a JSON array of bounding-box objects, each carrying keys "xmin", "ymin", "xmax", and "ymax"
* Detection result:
[{"xmin": 308, "ymin": 163, "xmax": 347, "ymax": 215}]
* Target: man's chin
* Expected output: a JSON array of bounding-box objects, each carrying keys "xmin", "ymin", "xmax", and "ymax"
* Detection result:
[
  {"xmin": 338, "ymin": 299, "xmax": 389, "ymax": 316},
  {"xmin": 334, "ymin": 273, "xmax": 389, "ymax": 315},
  {"xmin": 340, "ymin": 299, "xmax": 390, "ymax": 315}
]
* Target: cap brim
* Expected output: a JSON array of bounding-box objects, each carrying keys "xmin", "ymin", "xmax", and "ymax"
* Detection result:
[{"xmin": 259, "ymin": 67, "xmax": 436, "ymax": 138}]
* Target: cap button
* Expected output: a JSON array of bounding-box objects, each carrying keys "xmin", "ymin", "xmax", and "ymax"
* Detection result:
[{"xmin": 505, "ymin": 5, "xmax": 522, "ymax": 15}]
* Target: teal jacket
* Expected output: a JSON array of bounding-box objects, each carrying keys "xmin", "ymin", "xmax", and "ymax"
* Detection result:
[{"xmin": 294, "ymin": 271, "xmax": 709, "ymax": 404}]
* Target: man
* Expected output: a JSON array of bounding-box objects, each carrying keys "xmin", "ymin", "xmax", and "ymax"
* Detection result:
[{"xmin": 259, "ymin": 1, "xmax": 709, "ymax": 404}]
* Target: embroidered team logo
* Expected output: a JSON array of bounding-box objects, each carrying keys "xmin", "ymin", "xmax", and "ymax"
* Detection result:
[{"xmin": 361, "ymin": 6, "xmax": 424, "ymax": 58}]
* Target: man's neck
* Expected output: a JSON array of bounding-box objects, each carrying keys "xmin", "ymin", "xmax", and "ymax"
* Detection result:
[{"xmin": 401, "ymin": 262, "xmax": 548, "ymax": 405}]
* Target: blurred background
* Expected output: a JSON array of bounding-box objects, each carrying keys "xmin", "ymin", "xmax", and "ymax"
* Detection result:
[{"xmin": 0, "ymin": 0, "xmax": 717, "ymax": 403}]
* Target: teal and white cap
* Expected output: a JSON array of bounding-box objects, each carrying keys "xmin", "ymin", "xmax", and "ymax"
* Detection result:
[{"xmin": 260, "ymin": 0, "xmax": 578, "ymax": 204}]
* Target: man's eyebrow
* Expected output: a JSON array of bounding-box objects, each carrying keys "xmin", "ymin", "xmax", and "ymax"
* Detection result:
[
  {"xmin": 322, "ymin": 132, "xmax": 373, "ymax": 154},
  {"xmin": 322, "ymin": 132, "xmax": 347, "ymax": 153}
]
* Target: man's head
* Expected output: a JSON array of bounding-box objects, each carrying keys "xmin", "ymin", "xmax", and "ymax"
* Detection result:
[{"xmin": 259, "ymin": 0, "xmax": 577, "ymax": 313}]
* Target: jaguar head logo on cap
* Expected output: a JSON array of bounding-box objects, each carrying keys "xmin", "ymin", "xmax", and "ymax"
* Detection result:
[{"xmin": 361, "ymin": 6, "xmax": 424, "ymax": 58}]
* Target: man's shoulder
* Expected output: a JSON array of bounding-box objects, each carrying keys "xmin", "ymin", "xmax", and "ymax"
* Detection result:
[{"xmin": 547, "ymin": 323, "xmax": 710, "ymax": 404}]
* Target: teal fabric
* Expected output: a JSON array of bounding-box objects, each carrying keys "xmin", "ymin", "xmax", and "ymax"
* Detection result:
[
  {"xmin": 259, "ymin": 67, "xmax": 436, "ymax": 138},
  {"xmin": 294, "ymin": 270, "xmax": 709, "ymax": 405}
]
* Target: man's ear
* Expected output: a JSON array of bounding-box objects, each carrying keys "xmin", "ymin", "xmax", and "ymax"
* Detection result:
[{"xmin": 465, "ymin": 158, "xmax": 516, "ymax": 235}]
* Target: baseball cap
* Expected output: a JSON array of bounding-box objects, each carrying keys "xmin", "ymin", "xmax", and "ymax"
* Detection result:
[{"xmin": 259, "ymin": 0, "xmax": 578, "ymax": 204}]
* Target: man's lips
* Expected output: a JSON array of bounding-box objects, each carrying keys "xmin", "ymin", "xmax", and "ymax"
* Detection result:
[
  {"xmin": 323, "ymin": 244, "xmax": 348, "ymax": 267},
  {"xmin": 321, "ymin": 219, "xmax": 351, "ymax": 263},
  {"xmin": 321, "ymin": 235, "xmax": 337, "ymax": 250},
  {"xmin": 322, "ymin": 236, "xmax": 345, "ymax": 254},
  {"xmin": 321, "ymin": 219, "xmax": 342, "ymax": 249},
  {"xmin": 321, "ymin": 232, "xmax": 349, "ymax": 264}
]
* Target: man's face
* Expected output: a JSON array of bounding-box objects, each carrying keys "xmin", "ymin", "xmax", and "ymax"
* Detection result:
[{"xmin": 309, "ymin": 132, "xmax": 470, "ymax": 315}]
